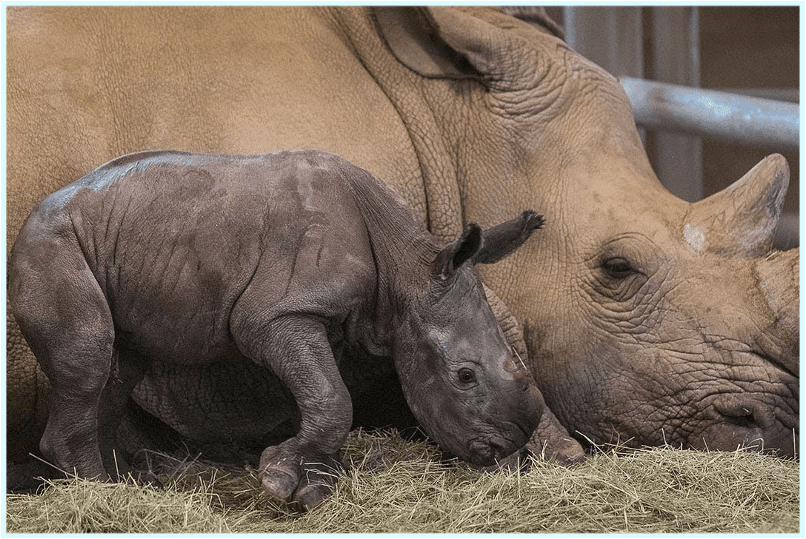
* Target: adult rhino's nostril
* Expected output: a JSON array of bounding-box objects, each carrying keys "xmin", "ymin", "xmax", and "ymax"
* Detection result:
[
  {"xmin": 724, "ymin": 412, "xmax": 756, "ymax": 429},
  {"xmin": 713, "ymin": 398, "xmax": 774, "ymax": 430},
  {"xmin": 709, "ymin": 398, "xmax": 796, "ymax": 456}
]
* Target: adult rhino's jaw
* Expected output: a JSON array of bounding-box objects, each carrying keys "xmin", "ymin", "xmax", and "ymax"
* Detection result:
[{"xmin": 662, "ymin": 321, "xmax": 798, "ymax": 457}]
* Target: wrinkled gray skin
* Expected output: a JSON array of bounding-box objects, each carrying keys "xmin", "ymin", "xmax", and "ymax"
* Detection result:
[
  {"xmin": 6, "ymin": 7, "xmax": 798, "ymax": 473},
  {"xmin": 9, "ymin": 149, "xmax": 545, "ymax": 509}
]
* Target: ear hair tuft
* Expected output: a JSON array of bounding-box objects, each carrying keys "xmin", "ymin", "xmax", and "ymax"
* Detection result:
[
  {"xmin": 433, "ymin": 222, "xmax": 482, "ymax": 280},
  {"xmin": 473, "ymin": 210, "xmax": 545, "ymax": 265}
]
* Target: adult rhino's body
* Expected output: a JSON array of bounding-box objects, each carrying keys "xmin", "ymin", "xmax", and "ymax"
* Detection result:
[{"xmin": 7, "ymin": 6, "xmax": 798, "ymax": 471}]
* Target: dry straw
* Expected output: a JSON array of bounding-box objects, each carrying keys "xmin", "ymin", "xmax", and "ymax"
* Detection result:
[{"xmin": 5, "ymin": 429, "xmax": 799, "ymax": 533}]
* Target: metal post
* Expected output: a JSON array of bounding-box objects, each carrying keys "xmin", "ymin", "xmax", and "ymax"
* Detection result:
[
  {"xmin": 563, "ymin": 7, "xmax": 644, "ymax": 80},
  {"xmin": 651, "ymin": 6, "xmax": 702, "ymax": 202}
]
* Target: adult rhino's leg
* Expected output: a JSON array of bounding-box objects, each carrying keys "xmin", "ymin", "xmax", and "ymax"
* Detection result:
[
  {"xmin": 482, "ymin": 284, "xmax": 585, "ymax": 466},
  {"xmin": 231, "ymin": 314, "xmax": 352, "ymax": 510},
  {"xmin": 9, "ymin": 240, "xmax": 113, "ymax": 481}
]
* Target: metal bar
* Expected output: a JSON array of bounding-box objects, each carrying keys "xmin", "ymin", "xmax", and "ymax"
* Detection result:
[
  {"xmin": 650, "ymin": 6, "xmax": 702, "ymax": 202},
  {"xmin": 714, "ymin": 88, "xmax": 799, "ymax": 103},
  {"xmin": 620, "ymin": 77, "xmax": 800, "ymax": 151}
]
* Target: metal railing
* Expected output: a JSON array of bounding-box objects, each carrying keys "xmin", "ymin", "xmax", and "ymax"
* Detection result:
[{"xmin": 620, "ymin": 77, "xmax": 800, "ymax": 151}]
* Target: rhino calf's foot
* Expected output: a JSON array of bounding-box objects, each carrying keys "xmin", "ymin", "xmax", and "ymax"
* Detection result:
[
  {"xmin": 132, "ymin": 470, "xmax": 164, "ymax": 489},
  {"xmin": 259, "ymin": 443, "xmax": 345, "ymax": 510}
]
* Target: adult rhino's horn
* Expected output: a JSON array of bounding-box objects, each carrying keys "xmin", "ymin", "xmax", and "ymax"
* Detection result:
[{"xmin": 684, "ymin": 154, "xmax": 789, "ymax": 258}]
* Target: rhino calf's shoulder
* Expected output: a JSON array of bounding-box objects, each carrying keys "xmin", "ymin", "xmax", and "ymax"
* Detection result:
[{"xmin": 9, "ymin": 149, "xmax": 545, "ymax": 509}]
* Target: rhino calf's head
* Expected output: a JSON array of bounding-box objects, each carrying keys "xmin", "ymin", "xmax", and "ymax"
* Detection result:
[{"xmin": 393, "ymin": 210, "xmax": 546, "ymax": 466}]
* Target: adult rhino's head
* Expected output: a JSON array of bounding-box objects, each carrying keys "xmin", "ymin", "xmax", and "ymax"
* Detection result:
[
  {"xmin": 393, "ymin": 211, "xmax": 545, "ymax": 466},
  {"xmin": 528, "ymin": 153, "xmax": 799, "ymax": 457},
  {"xmin": 375, "ymin": 7, "xmax": 798, "ymax": 456}
]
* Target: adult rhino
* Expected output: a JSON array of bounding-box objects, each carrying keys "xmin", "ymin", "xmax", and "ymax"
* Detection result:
[{"xmin": 7, "ymin": 6, "xmax": 798, "ymax": 474}]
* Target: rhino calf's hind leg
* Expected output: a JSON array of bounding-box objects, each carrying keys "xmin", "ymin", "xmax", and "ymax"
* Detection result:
[
  {"xmin": 232, "ymin": 314, "xmax": 353, "ymax": 510},
  {"xmin": 10, "ymin": 239, "xmax": 114, "ymax": 481},
  {"xmin": 96, "ymin": 349, "xmax": 152, "ymax": 482}
]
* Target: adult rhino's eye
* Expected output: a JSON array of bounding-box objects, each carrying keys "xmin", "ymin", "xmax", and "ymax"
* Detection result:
[
  {"xmin": 602, "ymin": 257, "xmax": 636, "ymax": 279},
  {"xmin": 596, "ymin": 254, "xmax": 649, "ymax": 302},
  {"xmin": 458, "ymin": 368, "xmax": 476, "ymax": 385}
]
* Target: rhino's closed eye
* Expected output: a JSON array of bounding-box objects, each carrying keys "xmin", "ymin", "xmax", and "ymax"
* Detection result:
[
  {"xmin": 458, "ymin": 368, "xmax": 477, "ymax": 385},
  {"xmin": 601, "ymin": 257, "xmax": 637, "ymax": 279},
  {"xmin": 595, "ymin": 255, "xmax": 650, "ymax": 303}
]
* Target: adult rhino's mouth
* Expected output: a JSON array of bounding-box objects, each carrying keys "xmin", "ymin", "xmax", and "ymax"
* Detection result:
[
  {"xmin": 659, "ymin": 346, "xmax": 799, "ymax": 458},
  {"xmin": 703, "ymin": 395, "xmax": 799, "ymax": 457}
]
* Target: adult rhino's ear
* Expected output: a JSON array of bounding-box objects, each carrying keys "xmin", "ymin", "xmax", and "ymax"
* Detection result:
[
  {"xmin": 473, "ymin": 210, "xmax": 545, "ymax": 265},
  {"xmin": 373, "ymin": 7, "xmax": 482, "ymax": 80},
  {"xmin": 433, "ymin": 222, "xmax": 482, "ymax": 280},
  {"xmin": 499, "ymin": 6, "xmax": 566, "ymax": 40}
]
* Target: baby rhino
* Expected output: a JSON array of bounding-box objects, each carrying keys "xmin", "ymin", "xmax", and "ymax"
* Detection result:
[{"xmin": 10, "ymin": 149, "xmax": 545, "ymax": 509}]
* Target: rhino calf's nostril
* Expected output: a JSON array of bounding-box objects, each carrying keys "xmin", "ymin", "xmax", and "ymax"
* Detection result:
[{"xmin": 489, "ymin": 435, "xmax": 509, "ymax": 458}]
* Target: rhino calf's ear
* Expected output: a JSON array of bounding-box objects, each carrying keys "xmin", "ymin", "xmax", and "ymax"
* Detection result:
[
  {"xmin": 473, "ymin": 210, "xmax": 545, "ymax": 265},
  {"xmin": 433, "ymin": 222, "xmax": 482, "ymax": 280}
]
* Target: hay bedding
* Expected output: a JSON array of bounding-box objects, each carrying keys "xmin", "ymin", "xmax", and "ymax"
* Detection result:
[{"xmin": 5, "ymin": 429, "xmax": 799, "ymax": 534}]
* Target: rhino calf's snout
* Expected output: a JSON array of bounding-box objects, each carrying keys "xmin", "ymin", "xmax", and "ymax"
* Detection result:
[
  {"xmin": 509, "ymin": 357, "xmax": 544, "ymax": 429},
  {"xmin": 488, "ymin": 368, "xmax": 544, "ymax": 459}
]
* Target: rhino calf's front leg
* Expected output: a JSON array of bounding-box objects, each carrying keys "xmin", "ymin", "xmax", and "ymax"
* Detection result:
[{"xmin": 233, "ymin": 314, "xmax": 353, "ymax": 510}]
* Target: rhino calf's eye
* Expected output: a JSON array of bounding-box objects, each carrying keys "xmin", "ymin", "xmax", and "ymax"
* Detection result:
[{"xmin": 458, "ymin": 368, "xmax": 476, "ymax": 385}]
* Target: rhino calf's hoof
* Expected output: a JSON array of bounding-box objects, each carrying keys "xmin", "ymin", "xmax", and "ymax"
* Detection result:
[
  {"xmin": 259, "ymin": 445, "xmax": 344, "ymax": 510},
  {"xmin": 133, "ymin": 470, "xmax": 164, "ymax": 489}
]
